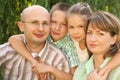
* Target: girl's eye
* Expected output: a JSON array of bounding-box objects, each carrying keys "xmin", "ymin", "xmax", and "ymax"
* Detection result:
[
  {"xmin": 68, "ymin": 26, "xmax": 73, "ymax": 29},
  {"xmin": 79, "ymin": 25, "xmax": 84, "ymax": 28}
]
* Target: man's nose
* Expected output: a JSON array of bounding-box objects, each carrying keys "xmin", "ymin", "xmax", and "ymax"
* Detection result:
[{"xmin": 38, "ymin": 24, "xmax": 44, "ymax": 31}]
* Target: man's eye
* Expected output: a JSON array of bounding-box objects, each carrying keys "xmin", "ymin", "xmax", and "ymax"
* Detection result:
[{"xmin": 32, "ymin": 21, "xmax": 39, "ymax": 24}]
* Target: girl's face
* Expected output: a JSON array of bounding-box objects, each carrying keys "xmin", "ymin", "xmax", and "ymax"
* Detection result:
[
  {"xmin": 50, "ymin": 10, "xmax": 68, "ymax": 42},
  {"xmin": 68, "ymin": 14, "xmax": 86, "ymax": 42},
  {"xmin": 86, "ymin": 23, "xmax": 117, "ymax": 55}
]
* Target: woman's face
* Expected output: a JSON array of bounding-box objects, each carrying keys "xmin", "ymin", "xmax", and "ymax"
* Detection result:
[
  {"xmin": 50, "ymin": 10, "xmax": 68, "ymax": 42},
  {"xmin": 86, "ymin": 23, "xmax": 117, "ymax": 55},
  {"xmin": 67, "ymin": 14, "xmax": 86, "ymax": 43}
]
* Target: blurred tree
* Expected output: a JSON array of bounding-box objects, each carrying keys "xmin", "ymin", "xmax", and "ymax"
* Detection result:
[
  {"xmin": 0, "ymin": 0, "xmax": 34, "ymax": 44},
  {"xmin": 1, "ymin": 0, "xmax": 120, "ymax": 44}
]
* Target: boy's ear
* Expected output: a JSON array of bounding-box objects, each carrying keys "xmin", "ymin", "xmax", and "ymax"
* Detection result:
[{"xmin": 17, "ymin": 21, "xmax": 24, "ymax": 32}]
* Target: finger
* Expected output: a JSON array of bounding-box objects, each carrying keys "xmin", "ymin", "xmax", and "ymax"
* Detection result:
[
  {"xmin": 32, "ymin": 67, "xmax": 39, "ymax": 74},
  {"xmin": 87, "ymin": 71, "xmax": 94, "ymax": 80},
  {"xmin": 94, "ymin": 69, "xmax": 98, "ymax": 73},
  {"xmin": 89, "ymin": 69, "xmax": 98, "ymax": 80},
  {"xmin": 38, "ymin": 74, "xmax": 41, "ymax": 80},
  {"xmin": 40, "ymin": 73, "xmax": 46, "ymax": 80},
  {"xmin": 43, "ymin": 74, "xmax": 47, "ymax": 80},
  {"xmin": 103, "ymin": 69, "xmax": 110, "ymax": 78},
  {"xmin": 98, "ymin": 68, "xmax": 107, "ymax": 76},
  {"xmin": 32, "ymin": 64, "xmax": 38, "ymax": 71},
  {"xmin": 32, "ymin": 67, "xmax": 35, "ymax": 72},
  {"xmin": 94, "ymin": 69, "xmax": 99, "ymax": 75}
]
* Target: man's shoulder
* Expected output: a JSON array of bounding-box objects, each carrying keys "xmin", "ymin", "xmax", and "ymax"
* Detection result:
[
  {"xmin": 0, "ymin": 42, "xmax": 16, "ymax": 58},
  {"xmin": 0, "ymin": 42, "xmax": 14, "ymax": 51}
]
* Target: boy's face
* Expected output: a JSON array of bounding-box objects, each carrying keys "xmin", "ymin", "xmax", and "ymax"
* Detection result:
[
  {"xmin": 20, "ymin": 7, "xmax": 50, "ymax": 45},
  {"xmin": 50, "ymin": 10, "xmax": 68, "ymax": 42}
]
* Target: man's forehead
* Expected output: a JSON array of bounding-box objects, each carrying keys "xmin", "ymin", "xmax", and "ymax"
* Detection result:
[
  {"xmin": 21, "ymin": 5, "xmax": 50, "ymax": 21},
  {"xmin": 23, "ymin": 6, "xmax": 48, "ymax": 14}
]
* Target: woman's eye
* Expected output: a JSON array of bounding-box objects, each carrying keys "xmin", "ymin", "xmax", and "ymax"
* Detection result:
[{"xmin": 98, "ymin": 33, "xmax": 104, "ymax": 36}]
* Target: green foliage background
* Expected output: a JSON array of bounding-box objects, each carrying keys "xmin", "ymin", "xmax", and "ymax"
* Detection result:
[
  {"xmin": 0, "ymin": 0, "xmax": 120, "ymax": 79},
  {"xmin": 0, "ymin": 0, "xmax": 120, "ymax": 44}
]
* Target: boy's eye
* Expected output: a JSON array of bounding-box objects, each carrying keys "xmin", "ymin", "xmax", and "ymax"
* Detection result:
[
  {"xmin": 51, "ymin": 21, "xmax": 57, "ymax": 25},
  {"xmin": 51, "ymin": 21, "xmax": 56, "ymax": 24},
  {"xmin": 61, "ymin": 23, "xmax": 67, "ymax": 27}
]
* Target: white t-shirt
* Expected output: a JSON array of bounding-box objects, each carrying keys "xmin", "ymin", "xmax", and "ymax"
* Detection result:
[{"xmin": 73, "ymin": 40, "xmax": 89, "ymax": 63}]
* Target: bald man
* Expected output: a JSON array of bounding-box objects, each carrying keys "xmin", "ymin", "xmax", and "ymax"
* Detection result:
[{"xmin": 0, "ymin": 5, "xmax": 71, "ymax": 80}]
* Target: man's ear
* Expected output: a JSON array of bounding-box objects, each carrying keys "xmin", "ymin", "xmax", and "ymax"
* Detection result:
[{"xmin": 17, "ymin": 21, "xmax": 24, "ymax": 32}]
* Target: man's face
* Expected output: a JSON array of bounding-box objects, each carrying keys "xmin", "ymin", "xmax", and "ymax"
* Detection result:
[{"xmin": 21, "ymin": 7, "xmax": 50, "ymax": 45}]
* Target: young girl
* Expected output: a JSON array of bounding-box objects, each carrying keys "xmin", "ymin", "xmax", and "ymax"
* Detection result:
[
  {"xmin": 67, "ymin": 2, "xmax": 120, "ymax": 76},
  {"xmin": 67, "ymin": 3, "xmax": 92, "ymax": 63}
]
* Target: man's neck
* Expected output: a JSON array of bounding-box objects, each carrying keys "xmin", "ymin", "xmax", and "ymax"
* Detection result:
[{"xmin": 25, "ymin": 41, "xmax": 46, "ymax": 53}]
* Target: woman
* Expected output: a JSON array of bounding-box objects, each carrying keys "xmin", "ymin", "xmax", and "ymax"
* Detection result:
[{"xmin": 73, "ymin": 11, "xmax": 120, "ymax": 80}]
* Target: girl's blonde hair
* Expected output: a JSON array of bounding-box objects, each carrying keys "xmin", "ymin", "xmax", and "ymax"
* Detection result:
[{"xmin": 67, "ymin": 2, "xmax": 93, "ymax": 19}]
